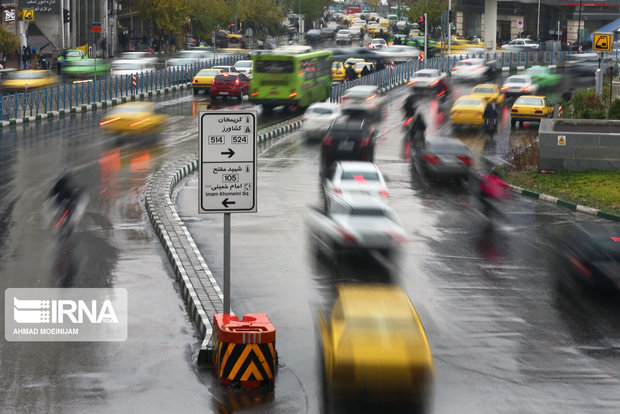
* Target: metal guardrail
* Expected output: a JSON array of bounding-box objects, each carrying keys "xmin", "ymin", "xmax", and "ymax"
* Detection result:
[
  {"xmin": 0, "ymin": 55, "xmax": 244, "ymax": 121},
  {"xmin": 329, "ymin": 50, "xmax": 571, "ymax": 102}
]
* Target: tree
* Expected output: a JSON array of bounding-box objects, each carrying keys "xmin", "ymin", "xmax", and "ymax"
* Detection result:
[
  {"xmin": 238, "ymin": 0, "xmax": 285, "ymax": 34},
  {"xmin": 191, "ymin": 0, "xmax": 233, "ymax": 40},
  {"xmin": 137, "ymin": 0, "xmax": 196, "ymax": 41},
  {"xmin": 281, "ymin": 0, "xmax": 329, "ymax": 23},
  {"xmin": 406, "ymin": 0, "xmax": 450, "ymax": 32},
  {"xmin": 0, "ymin": 26, "xmax": 19, "ymax": 58}
]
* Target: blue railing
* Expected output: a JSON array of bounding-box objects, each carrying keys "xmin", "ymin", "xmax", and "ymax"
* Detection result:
[
  {"xmin": 330, "ymin": 50, "xmax": 572, "ymax": 102},
  {"xmin": 0, "ymin": 55, "xmax": 243, "ymax": 121}
]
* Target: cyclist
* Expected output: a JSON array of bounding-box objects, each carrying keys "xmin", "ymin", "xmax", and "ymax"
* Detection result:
[{"xmin": 483, "ymin": 102, "xmax": 498, "ymax": 136}]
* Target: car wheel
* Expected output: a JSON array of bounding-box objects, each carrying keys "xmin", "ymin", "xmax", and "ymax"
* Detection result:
[
  {"xmin": 193, "ymin": 89, "xmax": 198, "ymax": 96},
  {"xmin": 239, "ymin": 90, "xmax": 244, "ymax": 101},
  {"xmin": 510, "ymin": 119, "xmax": 516, "ymax": 128}
]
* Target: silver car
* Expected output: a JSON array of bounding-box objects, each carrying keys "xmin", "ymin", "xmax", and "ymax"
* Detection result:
[{"xmin": 336, "ymin": 29, "xmax": 353, "ymax": 44}]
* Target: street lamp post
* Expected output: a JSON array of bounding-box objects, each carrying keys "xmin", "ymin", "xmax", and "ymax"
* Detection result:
[
  {"xmin": 537, "ymin": 0, "xmax": 541, "ymax": 41},
  {"xmin": 577, "ymin": 0, "xmax": 583, "ymax": 51}
]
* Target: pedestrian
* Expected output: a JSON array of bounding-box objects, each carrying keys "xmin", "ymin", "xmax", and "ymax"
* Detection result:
[
  {"xmin": 22, "ymin": 46, "xmax": 28, "ymax": 69},
  {"xmin": 360, "ymin": 64, "xmax": 370, "ymax": 77},
  {"xmin": 561, "ymin": 88, "xmax": 574, "ymax": 102},
  {"xmin": 345, "ymin": 63, "xmax": 357, "ymax": 81},
  {"xmin": 376, "ymin": 59, "xmax": 385, "ymax": 71},
  {"xmin": 170, "ymin": 33, "xmax": 176, "ymax": 53}
]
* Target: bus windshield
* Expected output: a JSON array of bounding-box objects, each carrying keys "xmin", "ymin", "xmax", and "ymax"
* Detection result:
[{"xmin": 255, "ymin": 60, "xmax": 294, "ymax": 73}]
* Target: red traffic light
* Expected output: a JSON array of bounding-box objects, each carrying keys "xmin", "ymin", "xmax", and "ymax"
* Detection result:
[{"xmin": 419, "ymin": 16, "xmax": 425, "ymax": 24}]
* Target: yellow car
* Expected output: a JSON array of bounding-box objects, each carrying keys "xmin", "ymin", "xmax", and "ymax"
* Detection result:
[
  {"xmin": 353, "ymin": 62, "xmax": 375, "ymax": 77},
  {"xmin": 350, "ymin": 23, "xmax": 366, "ymax": 34},
  {"xmin": 368, "ymin": 24, "xmax": 381, "ymax": 36},
  {"xmin": 99, "ymin": 102, "xmax": 168, "ymax": 134},
  {"xmin": 319, "ymin": 284, "xmax": 434, "ymax": 406},
  {"xmin": 378, "ymin": 18, "xmax": 391, "ymax": 29},
  {"xmin": 344, "ymin": 58, "xmax": 365, "ymax": 67},
  {"xmin": 510, "ymin": 95, "xmax": 554, "ymax": 128},
  {"xmin": 192, "ymin": 68, "xmax": 222, "ymax": 95},
  {"xmin": 470, "ymin": 83, "xmax": 505, "ymax": 106},
  {"xmin": 332, "ymin": 61, "xmax": 346, "ymax": 82},
  {"xmin": 450, "ymin": 95, "xmax": 486, "ymax": 126},
  {"xmin": 438, "ymin": 36, "xmax": 484, "ymax": 51},
  {"xmin": 1, "ymin": 70, "xmax": 59, "ymax": 92}
]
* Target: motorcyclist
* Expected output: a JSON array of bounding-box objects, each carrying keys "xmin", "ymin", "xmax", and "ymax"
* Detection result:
[
  {"xmin": 48, "ymin": 171, "xmax": 82, "ymax": 231},
  {"xmin": 476, "ymin": 163, "xmax": 509, "ymax": 217},
  {"xmin": 403, "ymin": 93, "xmax": 426, "ymax": 142},
  {"xmin": 483, "ymin": 102, "xmax": 498, "ymax": 135}
]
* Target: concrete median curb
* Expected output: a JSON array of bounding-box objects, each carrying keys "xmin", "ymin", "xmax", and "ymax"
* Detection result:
[
  {"xmin": 0, "ymin": 83, "xmax": 192, "ymax": 129},
  {"xmin": 509, "ymin": 184, "xmax": 620, "ymax": 222},
  {"xmin": 145, "ymin": 117, "xmax": 304, "ymax": 365}
]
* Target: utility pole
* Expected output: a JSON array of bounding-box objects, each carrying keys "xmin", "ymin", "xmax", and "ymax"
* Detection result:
[
  {"xmin": 60, "ymin": 0, "xmax": 65, "ymax": 49},
  {"xmin": 577, "ymin": 0, "xmax": 583, "ymax": 52},
  {"xmin": 424, "ymin": 13, "xmax": 427, "ymax": 66},
  {"xmin": 234, "ymin": 0, "xmax": 238, "ymax": 34},
  {"xmin": 448, "ymin": 0, "xmax": 452, "ymax": 54}
]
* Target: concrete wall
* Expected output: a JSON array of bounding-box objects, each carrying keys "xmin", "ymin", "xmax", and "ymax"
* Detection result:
[
  {"xmin": 482, "ymin": 14, "xmax": 524, "ymax": 40},
  {"xmin": 539, "ymin": 118, "xmax": 620, "ymax": 171}
]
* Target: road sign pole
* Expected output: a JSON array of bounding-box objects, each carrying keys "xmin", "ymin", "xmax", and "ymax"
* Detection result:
[{"xmin": 223, "ymin": 213, "xmax": 231, "ymax": 314}]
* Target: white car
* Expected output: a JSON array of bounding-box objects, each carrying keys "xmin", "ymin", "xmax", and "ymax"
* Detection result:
[
  {"xmin": 322, "ymin": 161, "xmax": 389, "ymax": 203},
  {"xmin": 234, "ymin": 60, "xmax": 253, "ymax": 77},
  {"xmin": 501, "ymin": 38, "xmax": 539, "ymax": 52},
  {"xmin": 165, "ymin": 50, "xmax": 215, "ymax": 67},
  {"xmin": 500, "ymin": 75, "xmax": 539, "ymax": 96},
  {"xmin": 115, "ymin": 51, "xmax": 157, "ymax": 65},
  {"xmin": 369, "ymin": 38, "xmax": 388, "ymax": 49},
  {"xmin": 407, "ymin": 69, "xmax": 446, "ymax": 88},
  {"xmin": 306, "ymin": 193, "xmax": 407, "ymax": 258},
  {"xmin": 450, "ymin": 58, "xmax": 494, "ymax": 81},
  {"xmin": 375, "ymin": 45, "xmax": 420, "ymax": 62},
  {"xmin": 349, "ymin": 26, "xmax": 362, "ymax": 40},
  {"xmin": 110, "ymin": 61, "xmax": 157, "ymax": 77},
  {"xmin": 335, "ymin": 29, "xmax": 353, "ymax": 44},
  {"xmin": 342, "ymin": 85, "xmax": 385, "ymax": 122},
  {"xmin": 301, "ymin": 102, "xmax": 341, "ymax": 140}
]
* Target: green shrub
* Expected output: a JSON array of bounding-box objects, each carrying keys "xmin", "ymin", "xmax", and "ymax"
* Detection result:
[{"xmin": 608, "ymin": 98, "xmax": 620, "ymax": 120}]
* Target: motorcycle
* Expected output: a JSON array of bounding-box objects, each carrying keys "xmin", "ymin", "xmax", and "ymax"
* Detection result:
[
  {"xmin": 483, "ymin": 116, "xmax": 497, "ymax": 137},
  {"xmin": 43, "ymin": 193, "xmax": 89, "ymax": 240}
]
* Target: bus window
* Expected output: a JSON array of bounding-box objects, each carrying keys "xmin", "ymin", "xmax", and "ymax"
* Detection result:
[{"xmin": 255, "ymin": 60, "xmax": 294, "ymax": 73}]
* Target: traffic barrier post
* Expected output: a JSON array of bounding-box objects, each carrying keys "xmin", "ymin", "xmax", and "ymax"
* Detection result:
[{"xmin": 211, "ymin": 313, "xmax": 276, "ymax": 388}]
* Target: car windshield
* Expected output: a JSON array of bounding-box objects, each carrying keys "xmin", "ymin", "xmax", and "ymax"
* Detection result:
[
  {"xmin": 197, "ymin": 69, "xmax": 220, "ymax": 76},
  {"xmin": 214, "ymin": 74, "xmax": 236, "ymax": 82},
  {"xmin": 456, "ymin": 99, "xmax": 482, "ymax": 106},
  {"xmin": 415, "ymin": 73, "xmax": 432, "ymax": 78},
  {"xmin": 66, "ymin": 60, "xmax": 101, "ymax": 67},
  {"xmin": 6, "ymin": 71, "xmax": 49, "ymax": 79},
  {"xmin": 308, "ymin": 30, "xmax": 321, "ymax": 35},
  {"xmin": 354, "ymin": 63, "xmax": 368, "ymax": 69},
  {"xmin": 526, "ymin": 67, "xmax": 546, "ymax": 74},
  {"xmin": 524, "ymin": 40, "xmax": 536, "ymax": 45},
  {"xmin": 338, "ymin": 30, "xmax": 350, "ymax": 34},
  {"xmin": 516, "ymin": 97, "xmax": 543, "ymax": 105},
  {"xmin": 332, "ymin": 62, "xmax": 342, "ymax": 69},
  {"xmin": 349, "ymin": 207, "xmax": 386, "ymax": 216},
  {"xmin": 255, "ymin": 60, "xmax": 293, "ymax": 73},
  {"xmin": 341, "ymin": 171, "xmax": 379, "ymax": 181},
  {"xmin": 508, "ymin": 77, "xmax": 526, "ymax": 83},
  {"xmin": 235, "ymin": 61, "xmax": 252, "ymax": 68},
  {"xmin": 66, "ymin": 51, "xmax": 83, "ymax": 57},
  {"xmin": 309, "ymin": 107, "xmax": 335, "ymax": 115},
  {"xmin": 473, "ymin": 88, "xmax": 495, "ymax": 94}
]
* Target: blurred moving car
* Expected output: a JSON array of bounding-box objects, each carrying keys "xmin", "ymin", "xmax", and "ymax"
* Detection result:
[
  {"xmin": 305, "ymin": 29, "xmax": 323, "ymax": 43},
  {"xmin": 450, "ymin": 95, "xmax": 486, "ymax": 126},
  {"xmin": 341, "ymin": 85, "xmax": 384, "ymax": 122},
  {"xmin": 1, "ymin": 70, "xmax": 58, "ymax": 92},
  {"xmin": 407, "ymin": 69, "xmax": 449, "ymax": 99},
  {"xmin": 332, "ymin": 61, "xmax": 346, "ymax": 82},
  {"xmin": 192, "ymin": 68, "xmax": 222, "ymax": 95},
  {"xmin": 115, "ymin": 51, "xmax": 157, "ymax": 64},
  {"xmin": 165, "ymin": 50, "xmax": 215, "ymax": 67},
  {"xmin": 110, "ymin": 61, "xmax": 156, "ymax": 77},
  {"xmin": 57, "ymin": 49, "xmax": 86, "ymax": 66},
  {"xmin": 450, "ymin": 58, "xmax": 495, "ymax": 82},
  {"xmin": 63, "ymin": 58, "xmax": 110, "ymax": 79},
  {"xmin": 210, "ymin": 72, "xmax": 250, "ymax": 100},
  {"xmin": 369, "ymin": 38, "xmax": 388, "ymax": 49},
  {"xmin": 321, "ymin": 27, "xmax": 337, "ymax": 41},
  {"xmin": 318, "ymin": 284, "xmax": 433, "ymax": 407},
  {"xmin": 565, "ymin": 53, "xmax": 611, "ymax": 75},
  {"xmin": 308, "ymin": 194, "xmax": 407, "ymax": 257},
  {"xmin": 233, "ymin": 60, "xmax": 253, "ymax": 77},
  {"xmin": 320, "ymin": 115, "xmax": 377, "ymax": 175},
  {"xmin": 322, "ymin": 161, "xmax": 389, "ymax": 202},
  {"xmin": 500, "ymin": 75, "xmax": 539, "ymax": 96},
  {"xmin": 212, "ymin": 65, "xmax": 237, "ymax": 73},
  {"xmin": 376, "ymin": 45, "xmax": 420, "ymax": 62},
  {"xmin": 510, "ymin": 95, "xmax": 554, "ymax": 128},
  {"xmin": 335, "ymin": 30, "xmax": 353, "ymax": 44},
  {"xmin": 410, "ymin": 136, "xmax": 473, "ymax": 181},
  {"xmin": 470, "ymin": 83, "xmax": 505, "ymax": 106},
  {"xmin": 349, "ymin": 26, "xmax": 362, "ymax": 40},
  {"xmin": 554, "ymin": 223, "xmax": 620, "ymax": 290},
  {"xmin": 523, "ymin": 66, "xmax": 562, "ymax": 88},
  {"xmin": 301, "ymin": 102, "xmax": 341, "ymax": 141},
  {"xmin": 501, "ymin": 38, "xmax": 540, "ymax": 52},
  {"xmin": 99, "ymin": 102, "xmax": 167, "ymax": 134}
]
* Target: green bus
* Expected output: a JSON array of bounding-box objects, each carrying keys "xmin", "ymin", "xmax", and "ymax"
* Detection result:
[{"xmin": 249, "ymin": 46, "xmax": 332, "ymax": 111}]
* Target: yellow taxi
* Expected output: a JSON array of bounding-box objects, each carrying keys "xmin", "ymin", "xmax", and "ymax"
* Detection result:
[
  {"xmin": 99, "ymin": 102, "xmax": 168, "ymax": 134},
  {"xmin": 350, "ymin": 23, "xmax": 366, "ymax": 34},
  {"xmin": 332, "ymin": 61, "xmax": 346, "ymax": 82},
  {"xmin": 344, "ymin": 57, "xmax": 366, "ymax": 67},
  {"xmin": 510, "ymin": 95, "xmax": 554, "ymax": 128},
  {"xmin": 319, "ymin": 284, "xmax": 434, "ymax": 406},
  {"xmin": 450, "ymin": 95, "xmax": 486, "ymax": 126},
  {"xmin": 368, "ymin": 24, "xmax": 381, "ymax": 36},
  {"xmin": 0, "ymin": 70, "xmax": 59, "ymax": 92},
  {"xmin": 353, "ymin": 62, "xmax": 375, "ymax": 77},
  {"xmin": 470, "ymin": 83, "xmax": 505, "ymax": 106},
  {"xmin": 192, "ymin": 68, "xmax": 222, "ymax": 95},
  {"xmin": 438, "ymin": 36, "xmax": 484, "ymax": 51},
  {"xmin": 218, "ymin": 48, "xmax": 250, "ymax": 55},
  {"xmin": 378, "ymin": 18, "xmax": 391, "ymax": 29}
]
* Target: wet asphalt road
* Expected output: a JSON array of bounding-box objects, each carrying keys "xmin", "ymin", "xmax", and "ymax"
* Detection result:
[
  {"xmin": 0, "ymin": 60, "xmax": 616, "ymax": 414},
  {"xmin": 176, "ymin": 83, "xmax": 620, "ymax": 413}
]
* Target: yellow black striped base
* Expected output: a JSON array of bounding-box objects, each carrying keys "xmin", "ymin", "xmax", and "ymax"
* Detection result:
[{"xmin": 214, "ymin": 340, "xmax": 276, "ymax": 387}]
